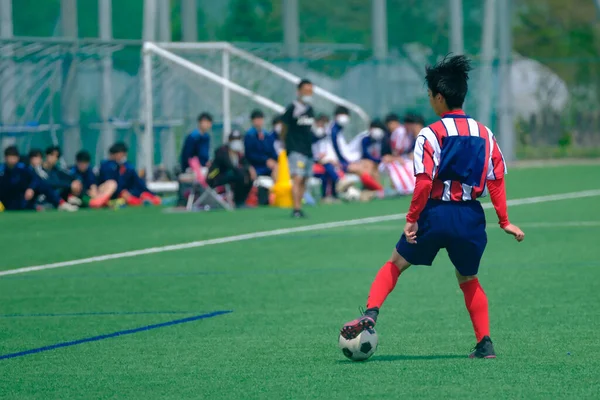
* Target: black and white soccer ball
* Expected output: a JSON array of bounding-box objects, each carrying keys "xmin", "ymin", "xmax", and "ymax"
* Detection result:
[{"xmin": 338, "ymin": 328, "xmax": 378, "ymax": 361}]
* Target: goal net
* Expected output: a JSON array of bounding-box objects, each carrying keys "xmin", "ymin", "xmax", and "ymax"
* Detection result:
[{"xmin": 141, "ymin": 42, "xmax": 369, "ymax": 180}]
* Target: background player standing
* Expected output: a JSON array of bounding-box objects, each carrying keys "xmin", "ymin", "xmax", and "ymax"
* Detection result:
[
  {"xmin": 340, "ymin": 55, "xmax": 525, "ymax": 358},
  {"xmin": 281, "ymin": 79, "xmax": 317, "ymax": 218}
]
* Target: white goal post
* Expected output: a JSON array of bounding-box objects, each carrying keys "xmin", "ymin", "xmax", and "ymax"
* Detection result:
[{"xmin": 141, "ymin": 41, "xmax": 369, "ymax": 181}]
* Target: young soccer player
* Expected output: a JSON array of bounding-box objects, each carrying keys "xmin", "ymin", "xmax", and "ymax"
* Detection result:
[{"xmin": 340, "ymin": 55, "xmax": 525, "ymax": 358}]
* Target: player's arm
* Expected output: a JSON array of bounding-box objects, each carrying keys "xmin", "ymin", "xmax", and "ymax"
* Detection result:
[
  {"xmin": 486, "ymin": 132, "xmax": 524, "ymax": 242},
  {"xmin": 404, "ymin": 133, "xmax": 435, "ymax": 242}
]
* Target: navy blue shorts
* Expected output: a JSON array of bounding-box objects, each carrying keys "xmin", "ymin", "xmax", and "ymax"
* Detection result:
[{"xmin": 396, "ymin": 200, "xmax": 487, "ymax": 276}]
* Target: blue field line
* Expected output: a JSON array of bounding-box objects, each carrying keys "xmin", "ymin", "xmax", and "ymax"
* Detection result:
[
  {"xmin": 0, "ymin": 310, "xmax": 232, "ymax": 361},
  {"xmin": 0, "ymin": 310, "xmax": 199, "ymax": 318}
]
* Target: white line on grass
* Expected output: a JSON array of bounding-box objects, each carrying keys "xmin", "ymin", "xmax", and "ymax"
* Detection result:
[{"xmin": 2, "ymin": 189, "xmax": 600, "ymax": 278}]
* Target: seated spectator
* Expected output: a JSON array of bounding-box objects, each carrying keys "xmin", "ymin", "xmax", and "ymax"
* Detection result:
[
  {"xmin": 385, "ymin": 113, "xmax": 414, "ymax": 157},
  {"xmin": 94, "ymin": 142, "xmax": 160, "ymax": 208},
  {"xmin": 312, "ymin": 114, "xmax": 342, "ymax": 203},
  {"xmin": 330, "ymin": 106, "xmax": 383, "ymax": 193},
  {"xmin": 42, "ymin": 146, "xmax": 82, "ymax": 203},
  {"xmin": 403, "ymin": 112, "xmax": 425, "ymax": 144},
  {"xmin": 180, "ymin": 112, "xmax": 212, "ymax": 172},
  {"xmin": 0, "ymin": 146, "xmax": 76, "ymax": 211},
  {"xmin": 207, "ymin": 130, "xmax": 256, "ymax": 208},
  {"xmin": 359, "ymin": 120, "xmax": 389, "ymax": 165},
  {"xmin": 27, "ymin": 148, "xmax": 44, "ymax": 172},
  {"xmin": 244, "ymin": 109, "xmax": 278, "ymax": 180},
  {"xmin": 69, "ymin": 150, "xmax": 117, "ymax": 207},
  {"xmin": 378, "ymin": 113, "xmax": 422, "ymax": 195}
]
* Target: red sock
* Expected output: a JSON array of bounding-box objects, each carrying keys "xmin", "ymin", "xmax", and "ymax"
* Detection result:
[
  {"xmin": 460, "ymin": 278, "xmax": 490, "ymax": 342},
  {"xmin": 360, "ymin": 173, "xmax": 383, "ymax": 191},
  {"xmin": 366, "ymin": 261, "xmax": 401, "ymax": 309}
]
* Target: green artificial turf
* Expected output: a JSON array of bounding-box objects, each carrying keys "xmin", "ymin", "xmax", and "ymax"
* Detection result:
[{"xmin": 0, "ymin": 164, "xmax": 599, "ymax": 399}]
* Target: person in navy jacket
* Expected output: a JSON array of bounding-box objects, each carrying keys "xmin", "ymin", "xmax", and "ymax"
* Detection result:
[
  {"xmin": 180, "ymin": 112, "xmax": 212, "ymax": 172},
  {"xmin": 42, "ymin": 146, "xmax": 82, "ymax": 201},
  {"xmin": 94, "ymin": 142, "xmax": 160, "ymax": 208},
  {"xmin": 0, "ymin": 146, "xmax": 74, "ymax": 211},
  {"xmin": 244, "ymin": 109, "xmax": 278, "ymax": 180},
  {"xmin": 69, "ymin": 150, "xmax": 97, "ymax": 195},
  {"xmin": 359, "ymin": 120, "xmax": 391, "ymax": 165}
]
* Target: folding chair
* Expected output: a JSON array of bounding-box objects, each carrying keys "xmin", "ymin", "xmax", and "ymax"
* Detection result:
[{"xmin": 185, "ymin": 157, "xmax": 234, "ymax": 211}]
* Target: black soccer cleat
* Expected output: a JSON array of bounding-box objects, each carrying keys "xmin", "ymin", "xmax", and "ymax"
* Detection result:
[
  {"xmin": 340, "ymin": 308, "xmax": 379, "ymax": 340},
  {"xmin": 469, "ymin": 336, "xmax": 496, "ymax": 359},
  {"xmin": 292, "ymin": 209, "xmax": 306, "ymax": 218}
]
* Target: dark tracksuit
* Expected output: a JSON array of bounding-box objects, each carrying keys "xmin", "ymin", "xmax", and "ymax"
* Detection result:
[
  {"xmin": 0, "ymin": 163, "xmax": 61, "ymax": 210},
  {"xmin": 244, "ymin": 127, "xmax": 278, "ymax": 176},
  {"xmin": 43, "ymin": 165, "xmax": 75, "ymax": 200},
  {"xmin": 180, "ymin": 129, "xmax": 211, "ymax": 171},
  {"xmin": 98, "ymin": 160, "xmax": 153, "ymax": 199},
  {"xmin": 69, "ymin": 166, "xmax": 97, "ymax": 194},
  {"xmin": 207, "ymin": 145, "xmax": 253, "ymax": 207},
  {"xmin": 360, "ymin": 135, "xmax": 391, "ymax": 164}
]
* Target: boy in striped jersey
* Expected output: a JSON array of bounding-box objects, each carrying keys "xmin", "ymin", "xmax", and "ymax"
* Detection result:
[{"xmin": 341, "ymin": 55, "xmax": 525, "ymax": 358}]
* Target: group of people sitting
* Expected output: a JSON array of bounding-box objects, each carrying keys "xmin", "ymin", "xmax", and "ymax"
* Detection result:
[
  {"xmin": 0, "ymin": 142, "xmax": 161, "ymax": 212},
  {"xmin": 1, "ymin": 93, "xmax": 424, "ymax": 213},
  {"xmin": 178, "ymin": 107, "xmax": 425, "ymax": 209}
]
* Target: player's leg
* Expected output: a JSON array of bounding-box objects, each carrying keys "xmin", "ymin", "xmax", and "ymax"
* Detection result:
[
  {"xmin": 455, "ymin": 269, "xmax": 495, "ymax": 359},
  {"xmin": 353, "ymin": 160, "xmax": 383, "ymax": 191},
  {"xmin": 341, "ymin": 204, "xmax": 441, "ymax": 339},
  {"xmin": 287, "ymin": 152, "xmax": 305, "ymax": 216},
  {"xmin": 323, "ymin": 163, "xmax": 339, "ymax": 199},
  {"xmin": 89, "ymin": 180, "xmax": 118, "ymax": 208},
  {"xmin": 446, "ymin": 203, "xmax": 495, "ymax": 358},
  {"xmin": 340, "ymin": 250, "xmax": 412, "ymax": 339},
  {"xmin": 294, "ymin": 157, "xmax": 313, "ymax": 215}
]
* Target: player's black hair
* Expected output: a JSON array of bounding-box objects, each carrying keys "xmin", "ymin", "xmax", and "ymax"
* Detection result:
[
  {"xmin": 197, "ymin": 112, "xmax": 213, "ymax": 122},
  {"xmin": 45, "ymin": 145, "xmax": 61, "ymax": 157},
  {"xmin": 76, "ymin": 150, "xmax": 92, "ymax": 163},
  {"xmin": 228, "ymin": 129, "xmax": 243, "ymax": 142},
  {"xmin": 425, "ymin": 54, "xmax": 472, "ymax": 110},
  {"xmin": 403, "ymin": 113, "xmax": 425, "ymax": 126},
  {"xmin": 334, "ymin": 105, "xmax": 350, "ymax": 116},
  {"xmin": 272, "ymin": 115, "xmax": 282, "ymax": 125},
  {"xmin": 4, "ymin": 145, "xmax": 19, "ymax": 157},
  {"xmin": 384, "ymin": 113, "xmax": 400, "ymax": 124},
  {"xmin": 28, "ymin": 148, "xmax": 43, "ymax": 159},
  {"xmin": 369, "ymin": 119, "xmax": 386, "ymax": 130},
  {"xmin": 297, "ymin": 78, "xmax": 312, "ymax": 89},
  {"xmin": 250, "ymin": 109, "xmax": 264, "ymax": 120},
  {"xmin": 316, "ymin": 113, "xmax": 330, "ymax": 122},
  {"xmin": 109, "ymin": 142, "xmax": 128, "ymax": 155}
]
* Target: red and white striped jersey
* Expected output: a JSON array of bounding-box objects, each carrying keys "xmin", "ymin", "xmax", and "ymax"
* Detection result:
[
  {"xmin": 390, "ymin": 125, "xmax": 414, "ymax": 157},
  {"xmin": 413, "ymin": 110, "xmax": 507, "ymax": 201}
]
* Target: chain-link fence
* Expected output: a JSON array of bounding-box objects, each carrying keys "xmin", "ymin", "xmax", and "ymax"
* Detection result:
[{"xmin": 2, "ymin": 0, "xmax": 599, "ymax": 169}]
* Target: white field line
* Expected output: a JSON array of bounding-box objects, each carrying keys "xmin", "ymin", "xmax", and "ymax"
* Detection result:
[{"xmin": 1, "ymin": 189, "xmax": 599, "ymax": 278}]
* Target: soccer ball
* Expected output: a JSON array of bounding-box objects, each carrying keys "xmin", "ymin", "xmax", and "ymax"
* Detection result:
[
  {"xmin": 338, "ymin": 328, "xmax": 378, "ymax": 361},
  {"xmin": 342, "ymin": 186, "xmax": 361, "ymax": 202}
]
